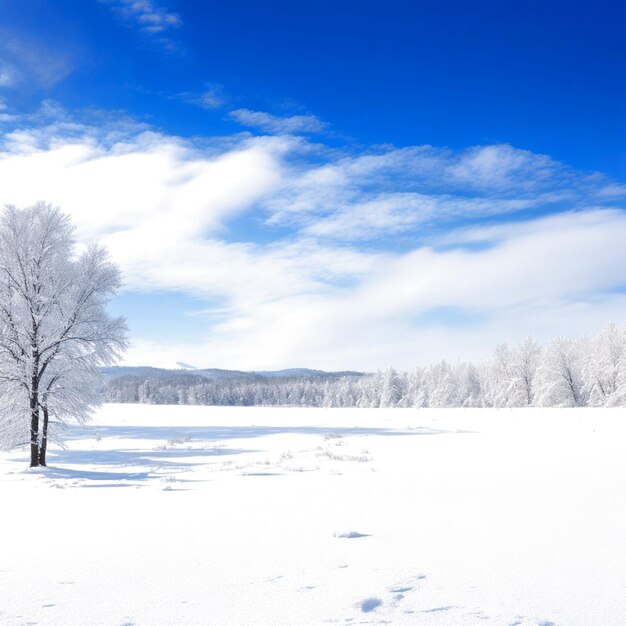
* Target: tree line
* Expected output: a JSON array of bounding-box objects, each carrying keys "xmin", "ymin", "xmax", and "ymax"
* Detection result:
[{"xmin": 105, "ymin": 323, "xmax": 626, "ymax": 408}]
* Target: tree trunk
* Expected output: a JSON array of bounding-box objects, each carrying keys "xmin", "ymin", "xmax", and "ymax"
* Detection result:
[
  {"xmin": 29, "ymin": 373, "xmax": 40, "ymax": 467},
  {"xmin": 29, "ymin": 404, "xmax": 39, "ymax": 467},
  {"xmin": 38, "ymin": 405, "xmax": 49, "ymax": 466}
]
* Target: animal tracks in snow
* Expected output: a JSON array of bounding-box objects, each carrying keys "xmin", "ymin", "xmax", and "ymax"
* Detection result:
[
  {"xmin": 350, "ymin": 573, "xmax": 428, "ymax": 621},
  {"xmin": 348, "ymin": 574, "xmax": 554, "ymax": 625}
]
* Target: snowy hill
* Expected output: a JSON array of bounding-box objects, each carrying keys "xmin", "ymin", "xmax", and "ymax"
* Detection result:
[
  {"xmin": 254, "ymin": 368, "xmax": 364, "ymax": 378},
  {"xmin": 101, "ymin": 365, "xmax": 365, "ymax": 381}
]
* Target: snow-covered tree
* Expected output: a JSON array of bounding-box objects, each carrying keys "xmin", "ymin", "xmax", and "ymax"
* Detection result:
[
  {"xmin": 481, "ymin": 338, "xmax": 541, "ymax": 407},
  {"xmin": 0, "ymin": 203, "xmax": 127, "ymax": 466},
  {"xmin": 536, "ymin": 337, "xmax": 587, "ymax": 407},
  {"xmin": 456, "ymin": 361, "xmax": 483, "ymax": 407},
  {"xmin": 484, "ymin": 343, "xmax": 515, "ymax": 407},
  {"xmin": 509, "ymin": 336, "xmax": 542, "ymax": 406},
  {"xmin": 380, "ymin": 367, "xmax": 403, "ymax": 407},
  {"xmin": 398, "ymin": 367, "xmax": 425, "ymax": 407},
  {"xmin": 424, "ymin": 360, "xmax": 462, "ymax": 407},
  {"xmin": 584, "ymin": 323, "xmax": 625, "ymax": 406}
]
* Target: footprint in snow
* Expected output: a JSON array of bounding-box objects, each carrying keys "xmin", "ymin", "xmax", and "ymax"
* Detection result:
[
  {"xmin": 421, "ymin": 605, "xmax": 455, "ymax": 613},
  {"xmin": 335, "ymin": 531, "xmax": 370, "ymax": 539},
  {"xmin": 360, "ymin": 597, "xmax": 383, "ymax": 613},
  {"xmin": 387, "ymin": 574, "xmax": 426, "ymax": 605}
]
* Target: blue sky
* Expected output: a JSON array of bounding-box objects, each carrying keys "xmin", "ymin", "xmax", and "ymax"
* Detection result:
[{"xmin": 0, "ymin": 0, "xmax": 625, "ymax": 369}]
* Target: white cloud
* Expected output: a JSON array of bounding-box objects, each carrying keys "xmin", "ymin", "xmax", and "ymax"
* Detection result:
[
  {"xmin": 0, "ymin": 60, "xmax": 20, "ymax": 88},
  {"xmin": 1, "ymin": 105, "xmax": 625, "ymax": 370},
  {"xmin": 101, "ymin": 0, "xmax": 182, "ymax": 52},
  {"xmin": 145, "ymin": 209, "xmax": 626, "ymax": 370},
  {"xmin": 230, "ymin": 108, "xmax": 327, "ymax": 134},
  {"xmin": 0, "ymin": 128, "xmax": 288, "ymax": 243},
  {"xmin": 597, "ymin": 183, "xmax": 626, "ymax": 198},
  {"xmin": 300, "ymin": 193, "xmax": 539, "ymax": 240},
  {"xmin": 176, "ymin": 85, "xmax": 224, "ymax": 110},
  {"xmin": 195, "ymin": 89, "xmax": 223, "ymax": 109},
  {"xmin": 0, "ymin": 98, "xmax": 19, "ymax": 123},
  {"xmin": 448, "ymin": 144, "xmax": 562, "ymax": 191},
  {"xmin": 103, "ymin": 0, "xmax": 181, "ymax": 34},
  {"xmin": 0, "ymin": 31, "xmax": 74, "ymax": 90},
  {"xmin": 260, "ymin": 144, "xmax": 593, "ymax": 242}
]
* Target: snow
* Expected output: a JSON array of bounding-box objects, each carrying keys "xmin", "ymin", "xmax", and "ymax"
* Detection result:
[{"xmin": 1, "ymin": 405, "xmax": 626, "ymax": 625}]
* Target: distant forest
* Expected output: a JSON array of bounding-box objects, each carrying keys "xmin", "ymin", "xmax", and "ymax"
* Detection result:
[{"xmin": 104, "ymin": 322, "xmax": 626, "ymax": 408}]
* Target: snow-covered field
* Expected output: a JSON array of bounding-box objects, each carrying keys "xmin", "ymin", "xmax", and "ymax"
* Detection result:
[{"xmin": 1, "ymin": 405, "xmax": 625, "ymax": 626}]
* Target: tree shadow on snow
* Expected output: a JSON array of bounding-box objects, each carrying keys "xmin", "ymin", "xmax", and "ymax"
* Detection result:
[
  {"xmin": 48, "ymin": 445, "xmax": 254, "ymax": 468},
  {"xmin": 34, "ymin": 465, "xmax": 150, "ymax": 483},
  {"xmin": 65, "ymin": 423, "xmax": 450, "ymax": 443},
  {"xmin": 19, "ymin": 422, "xmax": 456, "ymax": 488}
]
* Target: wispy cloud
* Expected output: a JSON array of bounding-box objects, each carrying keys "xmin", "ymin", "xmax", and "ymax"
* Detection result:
[
  {"xmin": 104, "ymin": 0, "xmax": 182, "ymax": 34},
  {"xmin": 0, "ymin": 60, "xmax": 20, "ymax": 88},
  {"xmin": 0, "ymin": 31, "xmax": 74, "ymax": 90},
  {"xmin": 596, "ymin": 183, "xmax": 626, "ymax": 198},
  {"xmin": 230, "ymin": 108, "xmax": 327, "ymax": 134},
  {"xmin": 101, "ymin": 0, "xmax": 182, "ymax": 52},
  {"xmin": 448, "ymin": 144, "xmax": 562, "ymax": 191},
  {"xmin": 260, "ymin": 143, "xmax": 602, "ymax": 242},
  {"xmin": 176, "ymin": 84, "xmax": 225, "ymax": 110},
  {"xmin": 0, "ymin": 98, "xmax": 19, "ymax": 123},
  {"xmin": 1, "ymin": 103, "xmax": 624, "ymax": 369},
  {"xmin": 299, "ymin": 193, "xmax": 538, "ymax": 240}
]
